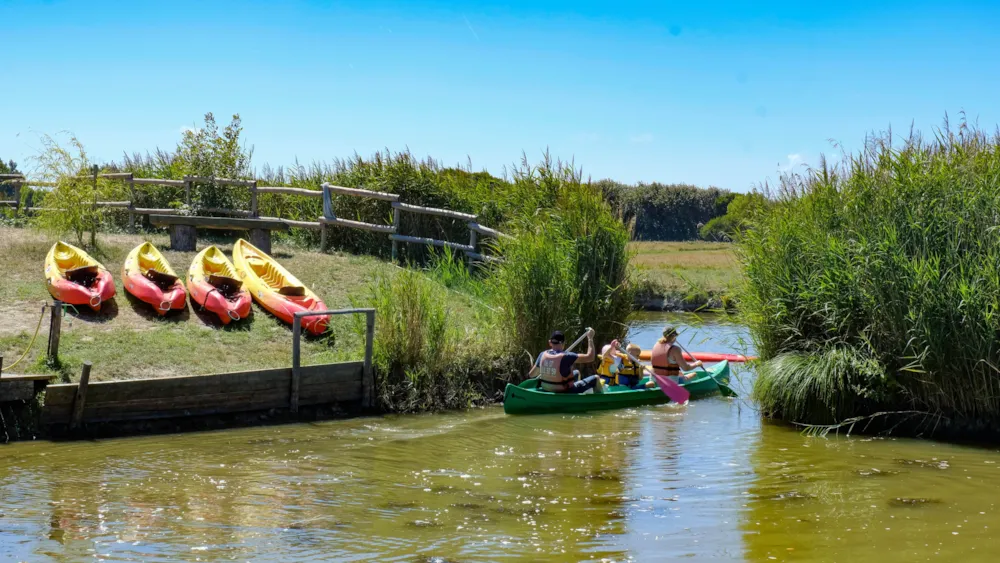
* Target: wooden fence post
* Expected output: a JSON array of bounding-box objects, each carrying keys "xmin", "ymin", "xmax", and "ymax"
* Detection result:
[
  {"xmin": 184, "ymin": 176, "xmax": 192, "ymax": 206},
  {"xmin": 363, "ymin": 310, "xmax": 374, "ymax": 408},
  {"xmin": 320, "ymin": 223, "xmax": 327, "ymax": 252},
  {"xmin": 391, "ymin": 207, "xmax": 401, "ymax": 262},
  {"xmin": 290, "ymin": 315, "xmax": 301, "ymax": 413},
  {"xmin": 468, "ymin": 228, "xmax": 478, "ymax": 268},
  {"xmin": 91, "ymin": 166, "xmax": 98, "ymax": 248},
  {"xmin": 250, "ymin": 180, "xmax": 259, "ymax": 218},
  {"xmin": 13, "ymin": 182, "xmax": 20, "ymax": 217},
  {"xmin": 47, "ymin": 301, "xmax": 62, "ymax": 364},
  {"xmin": 70, "ymin": 361, "xmax": 92, "ymax": 430},
  {"xmin": 127, "ymin": 175, "xmax": 136, "ymax": 232}
]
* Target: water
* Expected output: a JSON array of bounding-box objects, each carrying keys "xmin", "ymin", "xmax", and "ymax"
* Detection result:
[{"xmin": 3, "ymin": 313, "xmax": 1000, "ymax": 561}]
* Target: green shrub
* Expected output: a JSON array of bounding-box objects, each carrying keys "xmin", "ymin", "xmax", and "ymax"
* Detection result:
[
  {"xmin": 740, "ymin": 117, "xmax": 1000, "ymax": 433},
  {"xmin": 487, "ymin": 161, "xmax": 635, "ymax": 355}
]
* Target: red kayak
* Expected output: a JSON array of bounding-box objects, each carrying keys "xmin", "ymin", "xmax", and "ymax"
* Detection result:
[
  {"xmin": 122, "ymin": 242, "xmax": 187, "ymax": 315},
  {"xmin": 637, "ymin": 350, "xmax": 756, "ymax": 363}
]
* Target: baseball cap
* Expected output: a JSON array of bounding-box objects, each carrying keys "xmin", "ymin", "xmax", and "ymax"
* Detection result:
[{"xmin": 549, "ymin": 330, "xmax": 565, "ymax": 343}]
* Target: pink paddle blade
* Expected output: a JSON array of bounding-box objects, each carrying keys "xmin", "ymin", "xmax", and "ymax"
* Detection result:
[{"xmin": 653, "ymin": 374, "xmax": 691, "ymax": 404}]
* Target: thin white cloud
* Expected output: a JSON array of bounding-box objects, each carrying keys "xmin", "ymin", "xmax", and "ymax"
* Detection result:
[
  {"xmin": 179, "ymin": 125, "xmax": 200, "ymax": 134},
  {"xmin": 463, "ymin": 15, "xmax": 480, "ymax": 41},
  {"xmin": 781, "ymin": 153, "xmax": 802, "ymax": 171},
  {"xmin": 630, "ymin": 133, "xmax": 654, "ymax": 144}
]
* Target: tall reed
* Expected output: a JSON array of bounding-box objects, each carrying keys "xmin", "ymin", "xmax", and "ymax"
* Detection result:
[{"xmin": 739, "ymin": 117, "xmax": 1000, "ymax": 434}]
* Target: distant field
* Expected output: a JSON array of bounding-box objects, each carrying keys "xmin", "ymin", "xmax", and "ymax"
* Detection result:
[{"xmin": 629, "ymin": 241, "xmax": 738, "ymax": 294}]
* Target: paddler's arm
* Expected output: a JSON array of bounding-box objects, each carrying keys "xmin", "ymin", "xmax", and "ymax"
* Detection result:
[
  {"xmin": 527, "ymin": 351, "xmax": 541, "ymax": 378},
  {"xmin": 669, "ymin": 346, "xmax": 703, "ymax": 371},
  {"xmin": 574, "ymin": 328, "xmax": 597, "ymax": 364}
]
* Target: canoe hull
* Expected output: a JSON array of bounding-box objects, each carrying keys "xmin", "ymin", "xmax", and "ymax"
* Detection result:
[
  {"xmin": 187, "ymin": 246, "xmax": 253, "ymax": 325},
  {"xmin": 232, "ymin": 238, "xmax": 329, "ymax": 335},
  {"xmin": 122, "ymin": 242, "xmax": 186, "ymax": 315},
  {"xmin": 44, "ymin": 241, "xmax": 116, "ymax": 311},
  {"xmin": 503, "ymin": 360, "xmax": 730, "ymax": 415},
  {"xmin": 637, "ymin": 350, "xmax": 755, "ymax": 363}
]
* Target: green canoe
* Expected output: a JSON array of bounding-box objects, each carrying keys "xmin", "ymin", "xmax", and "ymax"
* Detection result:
[{"xmin": 502, "ymin": 360, "xmax": 731, "ymax": 415}]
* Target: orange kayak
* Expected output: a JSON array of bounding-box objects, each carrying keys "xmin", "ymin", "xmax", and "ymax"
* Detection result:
[
  {"xmin": 122, "ymin": 242, "xmax": 186, "ymax": 315},
  {"xmin": 187, "ymin": 245, "xmax": 252, "ymax": 325},
  {"xmin": 44, "ymin": 241, "xmax": 116, "ymax": 311},
  {"xmin": 231, "ymin": 238, "xmax": 329, "ymax": 335},
  {"xmin": 637, "ymin": 350, "xmax": 756, "ymax": 363}
]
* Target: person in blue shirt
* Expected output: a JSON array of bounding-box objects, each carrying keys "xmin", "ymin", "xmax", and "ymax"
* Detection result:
[{"xmin": 527, "ymin": 328, "xmax": 604, "ymax": 394}]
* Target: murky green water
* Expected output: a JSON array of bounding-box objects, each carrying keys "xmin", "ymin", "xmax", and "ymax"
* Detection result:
[{"xmin": 3, "ymin": 313, "xmax": 1000, "ymax": 561}]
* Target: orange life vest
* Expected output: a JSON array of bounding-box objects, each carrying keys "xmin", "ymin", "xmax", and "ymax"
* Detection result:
[{"xmin": 651, "ymin": 342, "xmax": 681, "ymax": 377}]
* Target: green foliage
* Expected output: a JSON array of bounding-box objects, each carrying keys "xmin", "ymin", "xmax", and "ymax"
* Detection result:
[
  {"xmin": 740, "ymin": 116, "xmax": 1000, "ymax": 432},
  {"xmin": 699, "ymin": 192, "xmax": 768, "ymax": 240},
  {"xmin": 602, "ymin": 181, "xmax": 731, "ymax": 241},
  {"xmin": 351, "ymin": 268, "xmax": 506, "ymax": 412},
  {"xmin": 487, "ymin": 161, "xmax": 635, "ymax": 354},
  {"xmin": 28, "ymin": 134, "xmax": 128, "ymax": 246},
  {"xmin": 0, "ymin": 157, "xmax": 18, "ymax": 174}
]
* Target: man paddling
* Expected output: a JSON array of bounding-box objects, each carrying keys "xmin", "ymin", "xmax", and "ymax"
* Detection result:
[{"xmin": 528, "ymin": 329, "xmax": 605, "ymax": 394}]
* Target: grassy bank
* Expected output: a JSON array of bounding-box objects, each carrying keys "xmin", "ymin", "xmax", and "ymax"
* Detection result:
[
  {"xmin": 0, "ymin": 226, "xmax": 450, "ymax": 382},
  {"xmin": 740, "ymin": 120, "xmax": 1000, "ymax": 438},
  {"xmin": 631, "ymin": 241, "xmax": 738, "ymax": 310}
]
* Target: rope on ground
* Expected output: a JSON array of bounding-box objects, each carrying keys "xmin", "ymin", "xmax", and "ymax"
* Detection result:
[{"xmin": 3, "ymin": 303, "xmax": 48, "ymax": 373}]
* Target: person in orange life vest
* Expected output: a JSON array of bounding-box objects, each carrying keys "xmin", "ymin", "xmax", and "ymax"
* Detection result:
[
  {"xmin": 527, "ymin": 328, "xmax": 605, "ymax": 394},
  {"xmin": 650, "ymin": 326, "xmax": 703, "ymax": 382}
]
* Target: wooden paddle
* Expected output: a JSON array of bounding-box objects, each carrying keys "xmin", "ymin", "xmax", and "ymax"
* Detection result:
[
  {"xmin": 620, "ymin": 347, "xmax": 690, "ymax": 405},
  {"xmin": 526, "ymin": 328, "xmax": 592, "ymax": 387},
  {"xmin": 673, "ymin": 342, "xmax": 738, "ymax": 398}
]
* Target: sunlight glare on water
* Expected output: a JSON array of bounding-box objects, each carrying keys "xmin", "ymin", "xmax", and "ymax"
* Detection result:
[{"xmin": 2, "ymin": 313, "xmax": 1000, "ymax": 561}]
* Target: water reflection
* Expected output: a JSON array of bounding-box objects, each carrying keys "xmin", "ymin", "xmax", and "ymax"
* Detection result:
[{"xmin": 5, "ymin": 313, "xmax": 1000, "ymax": 561}]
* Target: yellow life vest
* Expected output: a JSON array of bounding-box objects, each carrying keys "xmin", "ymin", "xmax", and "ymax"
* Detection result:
[{"xmin": 598, "ymin": 352, "xmax": 642, "ymax": 385}]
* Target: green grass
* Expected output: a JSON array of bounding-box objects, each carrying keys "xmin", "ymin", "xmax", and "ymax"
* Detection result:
[
  {"xmin": 0, "ymin": 226, "xmax": 478, "ymax": 383},
  {"xmin": 629, "ymin": 241, "xmax": 738, "ymax": 297}
]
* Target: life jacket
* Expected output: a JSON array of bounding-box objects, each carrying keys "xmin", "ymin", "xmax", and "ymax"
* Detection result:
[
  {"xmin": 651, "ymin": 342, "xmax": 681, "ymax": 377},
  {"xmin": 598, "ymin": 351, "xmax": 641, "ymax": 385},
  {"xmin": 537, "ymin": 350, "xmax": 573, "ymax": 392}
]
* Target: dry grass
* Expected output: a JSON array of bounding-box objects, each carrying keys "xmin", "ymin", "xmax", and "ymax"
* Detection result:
[
  {"xmin": 0, "ymin": 226, "xmax": 408, "ymax": 382},
  {"xmin": 629, "ymin": 241, "xmax": 738, "ymax": 293}
]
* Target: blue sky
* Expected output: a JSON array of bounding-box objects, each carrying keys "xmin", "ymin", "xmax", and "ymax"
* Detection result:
[{"xmin": 2, "ymin": 0, "xmax": 999, "ymax": 192}]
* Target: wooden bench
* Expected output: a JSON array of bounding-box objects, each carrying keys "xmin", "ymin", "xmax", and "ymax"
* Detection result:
[{"xmin": 149, "ymin": 215, "xmax": 289, "ymax": 253}]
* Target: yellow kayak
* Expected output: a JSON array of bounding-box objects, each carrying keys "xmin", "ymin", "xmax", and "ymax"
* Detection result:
[
  {"xmin": 44, "ymin": 241, "xmax": 116, "ymax": 311},
  {"xmin": 187, "ymin": 245, "xmax": 252, "ymax": 325},
  {"xmin": 122, "ymin": 242, "xmax": 187, "ymax": 315},
  {"xmin": 232, "ymin": 238, "xmax": 329, "ymax": 335}
]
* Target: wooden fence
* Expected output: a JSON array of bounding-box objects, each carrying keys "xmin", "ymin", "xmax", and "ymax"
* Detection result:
[{"xmin": 1, "ymin": 172, "xmax": 509, "ymax": 264}]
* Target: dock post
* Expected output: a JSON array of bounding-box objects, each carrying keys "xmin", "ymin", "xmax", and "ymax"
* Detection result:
[
  {"xmin": 363, "ymin": 310, "xmax": 374, "ymax": 408},
  {"xmin": 290, "ymin": 315, "xmax": 301, "ymax": 413},
  {"xmin": 70, "ymin": 361, "xmax": 92, "ymax": 430}
]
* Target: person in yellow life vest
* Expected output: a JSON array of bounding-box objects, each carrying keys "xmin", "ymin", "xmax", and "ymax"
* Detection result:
[
  {"xmin": 598, "ymin": 341, "xmax": 650, "ymax": 388},
  {"xmin": 527, "ymin": 329, "xmax": 605, "ymax": 394},
  {"xmin": 650, "ymin": 326, "xmax": 703, "ymax": 382}
]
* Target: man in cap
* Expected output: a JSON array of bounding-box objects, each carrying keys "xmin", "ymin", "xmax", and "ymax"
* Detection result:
[{"xmin": 527, "ymin": 328, "xmax": 604, "ymax": 394}]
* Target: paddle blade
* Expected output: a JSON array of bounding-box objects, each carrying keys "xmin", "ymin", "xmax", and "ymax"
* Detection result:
[{"xmin": 653, "ymin": 374, "xmax": 690, "ymax": 404}]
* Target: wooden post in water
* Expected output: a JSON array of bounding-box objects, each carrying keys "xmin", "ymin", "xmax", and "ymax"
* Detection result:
[
  {"xmin": 290, "ymin": 315, "xmax": 302, "ymax": 413},
  {"xmin": 0, "ymin": 354, "xmax": 4, "ymax": 378},
  {"xmin": 70, "ymin": 361, "xmax": 92, "ymax": 430},
  {"xmin": 47, "ymin": 301, "xmax": 62, "ymax": 365},
  {"xmin": 363, "ymin": 310, "xmax": 374, "ymax": 408}
]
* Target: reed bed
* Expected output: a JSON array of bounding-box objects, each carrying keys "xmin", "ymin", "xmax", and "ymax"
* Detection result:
[{"xmin": 739, "ymin": 118, "xmax": 1000, "ymax": 435}]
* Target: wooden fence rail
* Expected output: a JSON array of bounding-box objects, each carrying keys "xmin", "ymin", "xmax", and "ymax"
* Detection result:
[{"xmin": 3, "ymin": 174, "xmax": 510, "ymax": 264}]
